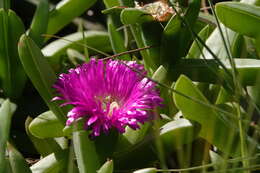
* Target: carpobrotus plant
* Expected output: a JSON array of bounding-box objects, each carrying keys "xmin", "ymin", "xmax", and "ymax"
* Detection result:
[{"xmin": 1, "ymin": 0, "xmax": 260, "ymax": 173}]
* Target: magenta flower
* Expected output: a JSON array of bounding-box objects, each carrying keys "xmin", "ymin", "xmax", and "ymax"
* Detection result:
[{"xmin": 53, "ymin": 58, "xmax": 163, "ymax": 137}]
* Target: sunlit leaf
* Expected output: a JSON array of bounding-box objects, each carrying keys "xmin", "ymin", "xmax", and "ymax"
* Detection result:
[
  {"xmin": 29, "ymin": 111, "xmax": 65, "ymax": 139},
  {"xmin": 97, "ymin": 160, "xmax": 113, "ymax": 173},
  {"xmin": 18, "ymin": 34, "xmax": 66, "ymax": 123},
  {"xmin": 47, "ymin": 0, "xmax": 97, "ymax": 36},
  {"xmin": 160, "ymin": 118, "xmax": 200, "ymax": 150},
  {"xmin": 73, "ymin": 123, "xmax": 100, "ymax": 173},
  {"xmin": 216, "ymin": 2, "xmax": 260, "ymax": 38},
  {"xmin": 186, "ymin": 25, "xmax": 213, "ymax": 59},
  {"xmin": 30, "ymin": 150, "xmax": 69, "ymax": 173},
  {"xmin": 25, "ymin": 117, "xmax": 62, "ymax": 157},
  {"xmin": 133, "ymin": 168, "xmax": 157, "ymax": 173},
  {"xmin": 42, "ymin": 31, "xmax": 111, "ymax": 67}
]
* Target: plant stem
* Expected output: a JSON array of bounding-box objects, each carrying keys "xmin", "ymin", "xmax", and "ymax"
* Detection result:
[{"xmin": 236, "ymin": 103, "xmax": 250, "ymax": 173}]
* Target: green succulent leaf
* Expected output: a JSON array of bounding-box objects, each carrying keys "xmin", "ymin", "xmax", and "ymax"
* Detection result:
[
  {"xmin": 123, "ymin": 124, "xmax": 150, "ymax": 145},
  {"xmin": 18, "ymin": 34, "xmax": 66, "ymax": 123},
  {"xmin": 170, "ymin": 59, "xmax": 260, "ymax": 86},
  {"xmin": 25, "ymin": 117, "xmax": 63, "ymax": 157},
  {"xmin": 0, "ymin": 99, "xmax": 16, "ymax": 173},
  {"xmin": 42, "ymin": 31, "xmax": 112, "ymax": 67},
  {"xmin": 107, "ymin": 18, "xmax": 130, "ymax": 60},
  {"xmin": 120, "ymin": 8, "xmax": 153, "ymax": 25},
  {"xmin": 161, "ymin": 0, "xmax": 201, "ymax": 65},
  {"xmin": 28, "ymin": 0, "xmax": 49, "ymax": 47},
  {"xmin": 173, "ymin": 75, "xmax": 260, "ymax": 157},
  {"xmin": 118, "ymin": 0, "xmax": 134, "ymax": 7},
  {"xmin": 30, "ymin": 150, "xmax": 69, "ymax": 173},
  {"xmin": 7, "ymin": 144, "xmax": 32, "ymax": 173},
  {"xmin": 133, "ymin": 168, "xmax": 157, "ymax": 173},
  {"xmin": 186, "ymin": 25, "xmax": 213, "ymax": 59},
  {"xmin": 0, "ymin": 9, "xmax": 26, "ymax": 98},
  {"xmin": 47, "ymin": 0, "xmax": 97, "ymax": 36},
  {"xmin": 103, "ymin": 0, "xmax": 120, "ymax": 8},
  {"xmin": 29, "ymin": 111, "xmax": 65, "ymax": 139},
  {"xmin": 216, "ymin": 2, "xmax": 260, "ymax": 38},
  {"xmin": 73, "ymin": 128, "xmax": 100, "ymax": 173},
  {"xmin": 152, "ymin": 65, "xmax": 168, "ymax": 85},
  {"xmin": 160, "ymin": 118, "xmax": 200, "ymax": 150},
  {"xmin": 97, "ymin": 160, "xmax": 113, "ymax": 173}
]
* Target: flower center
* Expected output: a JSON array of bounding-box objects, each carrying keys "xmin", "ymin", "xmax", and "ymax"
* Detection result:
[
  {"xmin": 107, "ymin": 101, "xmax": 119, "ymax": 117},
  {"xmin": 97, "ymin": 95, "xmax": 120, "ymax": 117}
]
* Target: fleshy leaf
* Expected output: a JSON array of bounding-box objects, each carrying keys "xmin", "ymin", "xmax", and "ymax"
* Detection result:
[{"xmin": 29, "ymin": 111, "xmax": 65, "ymax": 139}]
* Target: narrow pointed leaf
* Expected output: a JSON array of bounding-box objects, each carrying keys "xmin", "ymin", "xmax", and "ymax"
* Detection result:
[
  {"xmin": 139, "ymin": 21, "xmax": 162, "ymax": 71},
  {"xmin": 0, "ymin": 9, "xmax": 26, "ymax": 98},
  {"xmin": 160, "ymin": 15, "xmax": 182, "ymax": 65},
  {"xmin": 73, "ymin": 130, "xmax": 100, "ymax": 173},
  {"xmin": 103, "ymin": 0, "xmax": 119, "ymax": 8},
  {"xmin": 161, "ymin": 0, "xmax": 201, "ymax": 65},
  {"xmin": 42, "ymin": 31, "xmax": 111, "ymax": 67},
  {"xmin": 107, "ymin": 18, "xmax": 130, "ymax": 60},
  {"xmin": 18, "ymin": 34, "xmax": 66, "ymax": 123},
  {"xmin": 186, "ymin": 25, "xmax": 213, "ymax": 59},
  {"xmin": 47, "ymin": 0, "xmax": 97, "ymax": 36},
  {"xmin": 28, "ymin": 0, "xmax": 49, "ymax": 47}
]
